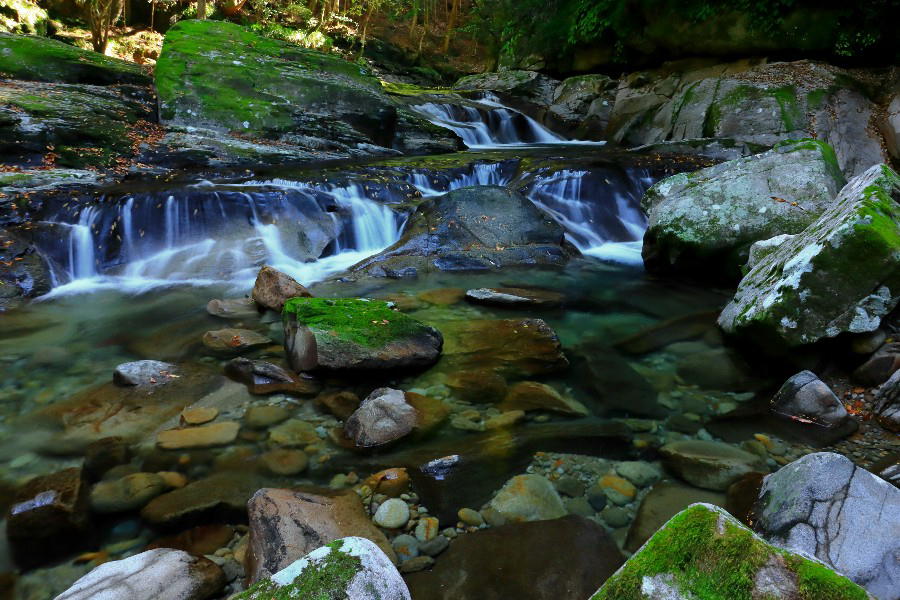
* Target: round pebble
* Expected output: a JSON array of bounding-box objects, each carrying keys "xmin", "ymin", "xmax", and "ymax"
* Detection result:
[
  {"xmin": 457, "ymin": 508, "xmax": 484, "ymax": 527},
  {"xmin": 373, "ymin": 498, "xmax": 410, "ymax": 529},
  {"xmin": 391, "ymin": 534, "xmax": 419, "ymax": 562}
]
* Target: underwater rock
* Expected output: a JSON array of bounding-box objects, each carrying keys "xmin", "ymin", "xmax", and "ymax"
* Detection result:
[
  {"xmin": 500, "ymin": 381, "xmax": 589, "ymax": 416},
  {"xmin": 624, "ymin": 481, "xmax": 726, "ymax": 553},
  {"xmin": 225, "ymin": 357, "xmax": 319, "ymax": 396},
  {"xmin": 486, "ymin": 474, "xmax": 567, "ymax": 523},
  {"xmin": 660, "ymin": 440, "xmax": 767, "ymax": 491},
  {"xmin": 141, "ymin": 472, "xmax": 265, "ymax": 529},
  {"xmin": 113, "ymin": 360, "xmax": 178, "ymax": 387},
  {"xmin": 156, "ymin": 422, "xmax": 240, "ymax": 450},
  {"xmin": 465, "ymin": 287, "xmax": 565, "ymax": 308},
  {"xmin": 90, "ymin": 472, "xmax": 168, "ymax": 513},
  {"xmin": 201, "ymin": 328, "xmax": 272, "ymax": 355},
  {"xmin": 206, "ymin": 298, "xmax": 258, "ymax": 320}
]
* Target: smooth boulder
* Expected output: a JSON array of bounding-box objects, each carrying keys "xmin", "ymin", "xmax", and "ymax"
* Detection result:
[
  {"xmin": 344, "ymin": 388, "xmax": 417, "ymax": 447},
  {"xmin": 642, "ymin": 139, "xmax": 845, "ymax": 279},
  {"xmin": 486, "ymin": 474, "xmax": 567, "ymax": 522},
  {"xmin": 719, "ymin": 164, "xmax": 900, "ymax": 346},
  {"xmin": 283, "ymin": 298, "xmax": 442, "ymax": 371},
  {"xmin": 251, "ymin": 266, "xmax": 312, "ymax": 312},
  {"xmin": 660, "ymin": 440, "xmax": 767, "ymax": 491},
  {"xmin": 770, "ymin": 370, "xmax": 857, "ymax": 440},
  {"xmin": 54, "ymin": 549, "xmax": 224, "ymax": 600},
  {"xmin": 752, "ymin": 452, "xmax": 899, "ymax": 599}
]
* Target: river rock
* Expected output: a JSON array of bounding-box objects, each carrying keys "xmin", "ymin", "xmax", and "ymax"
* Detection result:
[
  {"xmin": 235, "ymin": 537, "xmax": 410, "ymax": 600},
  {"xmin": 454, "ymin": 69, "xmax": 559, "ymax": 108},
  {"xmin": 246, "ymin": 488, "xmax": 396, "ymax": 582},
  {"xmin": 113, "ymin": 360, "xmax": 178, "ymax": 387},
  {"xmin": 499, "ymin": 381, "xmax": 588, "ymax": 416},
  {"xmin": 243, "ymin": 404, "xmax": 291, "ymax": 429},
  {"xmin": 719, "ymin": 164, "xmax": 900, "ymax": 347},
  {"xmin": 141, "ymin": 472, "xmax": 265, "ymax": 528},
  {"xmin": 225, "ymin": 357, "xmax": 318, "ymax": 396},
  {"xmin": 624, "ymin": 481, "xmax": 726, "ymax": 552},
  {"xmin": 251, "ymin": 266, "xmax": 313, "ymax": 312},
  {"xmin": 206, "ymin": 298, "xmax": 258, "ymax": 319},
  {"xmin": 344, "ymin": 388, "xmax": 417, "ymax": 447},
  {"xmin": 486, "ymin": 474, "xmax": 567, "ymax": 522},
  {"xmin": 156, "ymin": 422, "xmax": 240, "ymax": 450},
  {"xmin": 54, "ymin": 548, "xmax": 225, "ymax": 600},
  {"xmin": 770, "ymin": 371, "xmax": 857, "ymax": 440},
  {"xmin": 283, "ymin": 298, "xmax": 443, "ymax": 371},
  {"xmin": 363, "ymin": 468, "xmax": 410, "ymax": 498},
  {"xmin": 349, "ymin": 186, "xmax": 574, "ymax": 277},
  {"xmin": 660, "ymin": 440, "xmax": 767, "ymax": 491},
  {"xmin": 0, "ymin": 231, "xmax": 52, "ymax": 311},
  {"xmin": 615, "ymin": 461, "xmax": 661, "ymax": 488},
  {"xmin": 609, "ymin": 60, "xmax": 887, "ymax": 177},
  {"xmin": 548, "ymin": 74, "xmax": 617, "ymax": 138},
  {"xmin": 268, "ymin": 419, "xmax": 319, "ymax": 447},
  {"xmin": 181, "ymin": 407, "xmax": 218, "ymax": 425},
  {"xmin": 405, "ymin": 515, "xmax": 624, "ymax": 600},
  {"xmin": 875, "ymin": 370, "xmax": 900, "ymax": 432},
  {"xmin": 7, "ymin": 467, "xmax": 90, "ymax": 567},
  {"xmin": 201, "ymin": 329, "xmax": 272, "ymax": 355},
  {"xmin": 405, "ymin": 391, "xmax": 450, "ymax": 435},
  {"xmin": 465, "ymin": 287, "xmax": 565, "ymax": 308},
  {"xmin": 156, "ymin": 20, "xmax": 459, "ymax": 159},
  {"xmin": 752, "ymin": 452, "xmax": 900, "ymax": 599},
  {"xmin": 854, "ymin": 342, "xmax": 900, "ymax": 386},
  {"xmin": 373, "ymin": 498, "xmax": 410, "ymax": 529},
  {"xmin": 90, "ymin": 472, "xmax": 167, "ymax": 513},
  {"xmin": 593, "ymin": 503, "xmax": 871, "ymax": 599},
  {"xmin": 260, "ymin": 449, "xmax": 309, "ymax": 475},
  {"xmin": 642, "ymin": 139, "xmax": 845, "ymax": 279}
]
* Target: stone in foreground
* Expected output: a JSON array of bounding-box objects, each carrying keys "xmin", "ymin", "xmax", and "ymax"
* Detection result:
[
  {"xmin": 283, "ymin": 298, "xmax": 442, "ymax": 371},
  {"xmin": 642, "ymin": 139, "xmax": 845, "ymax": 279},
  {"xmin": 235, "ymin": 537, "xmax": 410, "ymax": 600},
  {"xmin": 344, "ymin": 387, "xmax": 417, "ymax": 447},
  {"xmin": 592, "ymin": 503, "xmax": 872, "ymax": 600},
  {"xmin": 719, "ymin": 164, "xmax": 900, "ymax": 346},
  {"xmin": 251, "ymin": 265, "xmax": 312, "ymax": 312},
  {"xmin": 752, "ymin": 452, "xmax": 899, "ymax": 599},
  {"xmin": 54, "ymin": 548, "xmax": 224, "ymax": 600}
]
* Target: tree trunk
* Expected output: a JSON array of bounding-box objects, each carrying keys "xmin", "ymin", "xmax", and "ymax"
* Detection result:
[
  {"xmin": 441, "ymin": 0, "xmax": 459, "ymax": 53},
  {"xmin": 358, "ymin": 6, "xmax": 373, "ymax": 57},
  {"xmin": 197, "ymin": 0, "xmax": 207, "ymax": 19}
]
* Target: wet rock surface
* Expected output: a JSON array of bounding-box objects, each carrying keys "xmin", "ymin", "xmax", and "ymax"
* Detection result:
[{"xmin": 345, "ymin": 388, "xmax": 418, "ymax": 447}]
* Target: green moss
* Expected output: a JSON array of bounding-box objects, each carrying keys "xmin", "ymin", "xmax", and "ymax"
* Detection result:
[
  {"xmin": 233, "ymin": 539, "xmax": 363, "ymax": 600},
  {"xmin": 592, "ymin": 505, "xmax": 869, "ymax": 600},
  {"xmin": 283, "ymin": 298, "xmax": 429, "ymax": 348},
  {"xmin": 774, "ymin": 138, "xmax": 846, "ymax": 184},
  {"xmin": 380, "ymin": 80, "xmax": 452, "ymax": 97}
]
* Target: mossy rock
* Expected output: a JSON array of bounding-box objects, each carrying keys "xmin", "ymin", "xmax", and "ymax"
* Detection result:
[
  {"xmin": 155, "ymin": 20, "xmax": 459, "ymax": 155},
  {"xmin": 719, "ymin": 164, "xmax": 900, "ymax": 347},
  {"xmin": 592, "ymin": 503, "xmax": 871, "ymax": 600},
  {"xmin": 0, "ymin": 31, "xmax": 148, "ymax": 85},
  {"xmin": 234, "ymin": 536, "xmax": 411, "ymax": 600},
  {"xmin": 0, "ymin": 80, "xmax": 155, "ymax": 168},
  {"xmin": 641, "ymin": 139, "xmax": 846, "ymax": 281},
  {"xmin": 282, "ymin": 298, "xmax": 443, "ymax": 371}
]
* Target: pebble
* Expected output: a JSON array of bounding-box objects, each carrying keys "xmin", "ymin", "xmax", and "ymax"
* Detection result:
[
  {"xmin": 415, "ymin": 517, "xmax": 439, "ymax": 542},
  {"xmin": 601, "ymin": 506, "xmax": 630, "ymax": 528},
  {"xmin": 564, "ymin": 497, "xmax": 595, "ymax": 517},
  {"xmin": 596, "ymin": 474, "xmax": 637, "ymax": 506},
  {"xmin": 391, "ymin": 534, "xmax": 419, "ymax": 561},
  {"xmin": 457, "ymin": 508, "xmax": 484, "ymax": 527},
  {"xmin": 181, "ymin": 407, "xmax": 219, "ymax": 425},
  {"xmin": 614, "ymin": 461, "xmax": 659, "ymax": 488},
  {"xmin": 156, "ymin": 422, "xmax": 240, "ymax": 449},
  {"xmin": 587, "ymin": 487, "xmax": 608, "ymax": 512},
  {"xmin": 373, "ymin": 498, "xmax": 410, "ymax": 528},
  {"xmin": 419, "ymin": 535, "xmax": 449, "ymax": 557},
  {"xmin": 555, "ymin": 476, "xmax": 586, "ymax": 497},
  {"xmin": 260, "ymin": 449, "xmax": 308, "ymax": 475},
  {"xmin": 399, "ymin": 556, "xmax": 434, "ymax": 573},
  {"xmin": 243, "ymin": 405, "xmax": 290, "ymax": 429}
]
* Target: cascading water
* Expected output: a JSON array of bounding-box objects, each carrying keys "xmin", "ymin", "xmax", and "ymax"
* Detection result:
[
  {"xmin": 39, "ymin": 181, "xmax": 403, "ymax": 296},
  {"xmin": 412, "ymin": 93, "xmax": 565, "ymax": 148},
  {"xmin": 407, "ymin": 161, "xmax": 516, "ymax": 196}
]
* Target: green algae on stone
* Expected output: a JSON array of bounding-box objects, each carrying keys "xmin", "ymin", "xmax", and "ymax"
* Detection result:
[
  {"xmin": 0, "ymin": 31, "xmax": 148, "ymax": 85},
  {"xmin": 283, "ymin": 298, "xmax": 443, "ymax": 371},
  {"xmin": 719, "ymin": 163, "xmax": 900, "ymax": 347},
  {"xmin": 591, "ymin": 503, "xmax": 870, "ymax": 600}
]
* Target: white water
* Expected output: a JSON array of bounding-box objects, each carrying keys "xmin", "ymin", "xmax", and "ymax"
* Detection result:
[
  {"xmin": 43, "ymin": 182, "xmax": 402, "ymax": 298},
  {"xmin": 409, "ymin": 162, "xmax": 513, "ymax": 196}
]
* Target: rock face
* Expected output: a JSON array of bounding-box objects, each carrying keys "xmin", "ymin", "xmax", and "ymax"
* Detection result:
[
  {"xmin": 251, "ymin": 266, "xmax": 312, "ymax": 312},
  {"xmin": 344, "ymin": 388, "xmax": 417, "ymax": 447},
  {"xmin": 54, "ymin": 548, "xmax": 225, "ymax": 600},
  {"xmin": 405, "ymin": 516, "xmax": 624, "ymax": 600},
  {"xmin": 592, "ymin": 503, "xmax": 872, "ymax": 600},
  {"xmin": 283, "ymin": 298, "xmax": 442, "ymax": 371},
  {"xmin": 7, "ymin": 467, "xmax": 90, "ymax": 567},
  {"xmin": 235, "ymin": 537, "xmax": 410, "ymax": 600},
  {"xmin": 752, "ymin": 452, "xmax": 899, "ymax": 599},
  {"xmin": 349, "ymin": 186, "xmax": 574, "ymax": 278},
  {"xmin": 660, "ymin": 440, "xmax": 767, "ymax": 491},
  {"xmin": 155, "ymin": 20, "xmax": 460, "ymax": 158},
  {"xmin": 608, "ymin": 60, "xmax": 887, "ymax": 176},
  {"xmin": 486, "ymin": 474, "xmax": 567, "ymax": 522},
  {"xmin": 113, "ymin": 360, "xmax": 178, "ymax": 387},
  {"xmin": 875, "ymin": 370, "xmax": 900, "ymax": 432},
  {"xmin": 246, "ymin": 488, "xmax": 395, "ymax": 583},
  {"xmin": 771, "ymin": 371, "xmax": 857, "ymax": 439},
  {"xmin": 642, "ymin": 139, "xmax": 845, "ymax": 279},
  {"xmin": 548, "ymin": 74, "xmax": 617, "ymax": 139},
  {"xmin": 719, "ymin": 164, "xmax": 900, "ymax": 346}
]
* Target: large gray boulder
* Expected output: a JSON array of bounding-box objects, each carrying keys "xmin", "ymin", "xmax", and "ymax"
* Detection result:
[
  {"xmin": 719, "ymin": 164, "xmax": 900, "ymax": 347},
  {"xmin": 348, "ymin": 186, "xmax": 573, "ymax": 278},
  {"xmin": 54, "ymin": 548, "xmax": 225, "ymax": 600},
  {"xmin": 752, "ymin": 452, "xmax": 900, "ymax": 599},
  {"xmin": 641, "ymin": 139, "xmax": 846, "ymax": 279},
  {"xmin": 609, "ymin": 60, "xmax": 887, "ymax": 176},
  {"xmin": 235, "ymin": 537, "xmax": 410, "ymax": 600}
]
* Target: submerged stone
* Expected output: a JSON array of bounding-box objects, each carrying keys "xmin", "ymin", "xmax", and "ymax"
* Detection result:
[
  {"xmin": 660, "ymin": 440, "xmax": 767, "ymax": 491},
  {"xmin": 592, "ymin": 503, "xmax": 872, "ymax": 600},
  {"xmin": 282, "ymin": 298, "xmax": 442, "ymax": 371},
  {"xmin": 719, "ymin": 164, "xmax": 900, "ymax": 347}
]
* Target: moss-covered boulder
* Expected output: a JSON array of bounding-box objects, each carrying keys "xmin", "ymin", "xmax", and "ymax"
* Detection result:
[
  {"xmin": 0, "ymin": 31, "xmax": 148, "ymax": 85},
  {"xmin": 719, "ymin": 164, "xmax": 900, "ymax": 347},
  {"xmin": 609, "ymin": 60, "xmax": 886, "ymax": 177},
  {"xmin": 348, "ymin": 186, "xmax": 573, "ymax": 278},
  {"xmin": 642, "ymin": 139, "xmax": 846, "ymax": 280},
  {"xmin": 0, "ymin": 80, "xmax": 155, "ymax": 168},
  {"xmin": 591, "ymin": 503, "xmax": 872, "ymax": 600},
  {"xmin": 155, "ymin": 20, "xmax": 461, "ymax": 157},
  {"xmin": 283, "ymin": 298, "xmax": 442, "ymax": 371},
  {"xmin": 234, "ymin": 537, "xmax": 411, "ymax": 600}
]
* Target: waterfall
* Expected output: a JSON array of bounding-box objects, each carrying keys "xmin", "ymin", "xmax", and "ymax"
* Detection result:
[
  {"xmin": 39, "ymin": 181, "xmax": 403, "ymax": 296},
  {"xmin": 408, "ymin": 162, "xmax": 515, "ymax": 197},
  {"xmin": 412, "ymin": 93, "xmax": 565, "ymax": 148}
]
